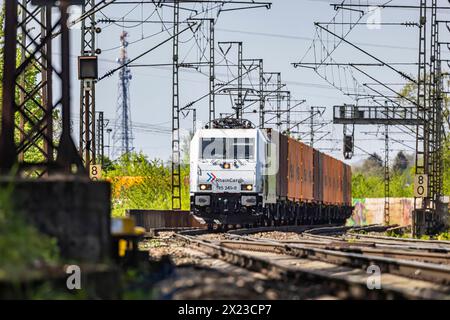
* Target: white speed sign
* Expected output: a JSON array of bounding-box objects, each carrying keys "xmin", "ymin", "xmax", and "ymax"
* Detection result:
[{"xmin": 414, "ymin": 174, "xmax": 428, "ymax": 198}]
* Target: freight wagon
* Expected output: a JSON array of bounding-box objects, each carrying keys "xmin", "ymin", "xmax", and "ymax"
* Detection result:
[{"xmin": 190, "ymin": 120, "xmax": 353, "ymax": 226}]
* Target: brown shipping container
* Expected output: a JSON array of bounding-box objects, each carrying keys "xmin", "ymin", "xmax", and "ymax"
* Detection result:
[
  {"xmin": 332, "ymin": 157, "xmax": 342, "ymax": 205},
  {"xmin": 287, "ymin": 138, "xmax": 298, "ymax": 201},
  {"xmin": 301, "ymin": 142, "xmax": 314, "ymax": 201},
  {"xmin": 319, "ymin": 153, "xmax": 327, "ymax": 203},
  {"xmin": 339, "ymin": 162, "xmax": 344, "ymax": 205},
  {"xmin": 322, "ymin": 156, "xmax": 351, "ymax": 207},
  {"xmin": 334, "ymin": 161, "xmax": 339, "ymax": 205},
  {"xmin": 330, "ymin": 156, "xmax": 336, "ymax": 204},
  {"xmin": 288, "ymin": 138, "xmax": 302, "ymax": 201},
  {"xmin": 275, "ymin": 130, "xmax": 351, "ymax": 206},
  {"xmin": 276, "ymin": 132, "xmax": 289, "ymax": 199},
  {"xmin": 334, "ymin": 160, "xmax": 342, "ymax": 205},
  {"xmin": 339, "ymin": 162, "xmax": 345, "ymax": 205},
  {"xmin": 286, "ymin": 138, "xmax": 315, "ymax": 202},
  {"xmin": 329, "ymin": 157, "xmax": 335, "ymax": 205},
  {"xmin": 328, "ymin": 156, "xmax": 333, "ymax": 204},
  {"xmin": 322, "ymin": 154, "xmax": 329, "ymax": 204},
  {"xmin": 328, "ymin": 157, "xmax": 337, "ymax": 204},
  {"xmin": 313, "ymin": 149, "xmax": 323, "ymax": 203},
  {"xmin": 347, "ymin": 164, "xmax": 352, "ymax": 205},
  {"xmin": 344, "ymin": 164, "xmax": 348, "ymax": 205},
  {"xmin": 337, "ymin": 160, "xmax": 342, "ymax": 204},
  {"xmin": 295, "ymin": 140, "xmax": 301, "ymax": 199},
  {"xmin": 324, "ymin": 154, "xmax": 340, "ymax": 206}
]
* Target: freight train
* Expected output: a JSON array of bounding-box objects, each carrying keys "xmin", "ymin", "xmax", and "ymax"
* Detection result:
[{"xmin": 189, "ymin": 118, "xmax": 352, "ymax": 226}]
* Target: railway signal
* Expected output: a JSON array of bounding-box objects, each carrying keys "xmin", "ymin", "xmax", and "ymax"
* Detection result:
[
  {"xmin": 78, "ymin": 54, "xmax": 99, "ymax": 166},
  {"xmin": 294, "ymin": 1, "xmax": 448, "ymax": 235}
]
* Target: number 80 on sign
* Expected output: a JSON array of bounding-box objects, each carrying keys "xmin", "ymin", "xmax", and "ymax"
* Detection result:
[
  {"xmin": 414, "ymin": 174, "xmax": 428, "ymax": 198},
  {"xmin": 90, "ymin": 165, "xmax": 102, "ymax": 181}
]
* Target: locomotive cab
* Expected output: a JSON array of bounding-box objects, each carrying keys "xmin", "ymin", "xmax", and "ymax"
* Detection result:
[{"xmin": 190, "ymin": 127, "xmax": 270, "ymax": 224}]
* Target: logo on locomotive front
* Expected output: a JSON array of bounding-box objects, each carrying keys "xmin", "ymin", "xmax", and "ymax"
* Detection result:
[
  {"xmin": 216, "ymin": 178, "xmax": 244, "ymax": 184},
  {"xmin": 206, "ymin": 172, "xmax": 217, "ymax": 182}
]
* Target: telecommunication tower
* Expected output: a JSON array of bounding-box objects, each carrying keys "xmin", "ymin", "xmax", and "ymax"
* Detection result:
[{"xmin": 113, "ymin": 31, "xmax": 133, "ymax": 158}]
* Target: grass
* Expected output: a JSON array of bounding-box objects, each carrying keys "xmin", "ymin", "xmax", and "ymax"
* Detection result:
[{"xmin": 385, "ymin": 229, "xmax": 450, "ymax": 240}]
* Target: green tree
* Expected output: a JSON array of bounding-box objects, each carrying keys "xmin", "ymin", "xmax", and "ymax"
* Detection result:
[
  {"xmin": 389, "ymin": 171, "xmax": 413, "ymax": 197},
  {"xmin": 354, "ymin": 153, "xmax": 384, "ymax": 177},
  {"xmin": 397, "ymin": 80, "xmax": 450, "ymax": 196},
  {"xmin": 392, "ymin": 151, "xmax": 409, "ymax": 173},
  {"xmin": 352, "ymin": 172, "xmax": 384, "ymax": 198},
  {"xmin": 443, "ymin": 137, "xmax": 450, "ymax": 195}
]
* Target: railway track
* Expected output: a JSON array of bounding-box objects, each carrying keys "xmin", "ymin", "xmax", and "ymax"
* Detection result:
[
  {"xmin": 170, "ymin": 225, "xmax": 450, "ymax": 299},
  {"xmin": 298, "ymin": 228, "xmax": 450, "ymax": 254},
  {"xmin": 224, "ymin": 234, "xmax": 450, "ymax": 265},
  {"xmin": 345, "ymin": 233, "xmax": 450, "ymax": 247}
]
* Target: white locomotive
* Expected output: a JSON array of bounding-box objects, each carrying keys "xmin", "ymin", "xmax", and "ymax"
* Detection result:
[
  {"xmin": 189, "ymin": 118, "xmax": 353, "ymax": 226},
  {"xmin": 189, "ymin": 119, "xmax": 278, "ymax": 225}
]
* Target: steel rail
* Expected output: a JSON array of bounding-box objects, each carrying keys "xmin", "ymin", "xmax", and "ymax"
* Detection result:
[
  {"xmin": 226, "ymin": 224, "xmax": 340, "ymax": 235},
  {"xmin": 346, "ymin": 233, "xmax": 450, "ymax": 247},
  {"xmin": 301, "ymin": 232, "xmax": 450, "ymax": 253},
  {"xmin": 174, "ymin": 233, "xmax": 450, "ymax": 299},
  {"xmin": 302, "ymin": 224, "xmax": 394, "ymax": 236},
  {"xmin": 216, "ymin": 240, "xmax": 450, "ymax": 285},
  {"xmin": 220, "ymin": 237, "xmax": 450, "ymax": 265},
  {"xmin": 282, "ymin": 237, "xmax": 450, "ymax": 255}
]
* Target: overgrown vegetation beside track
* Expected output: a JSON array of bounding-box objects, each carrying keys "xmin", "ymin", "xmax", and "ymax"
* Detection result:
[
  {"xmin": 352, "ymin": 149, "xmax": 450, "ymax": 198},
  {"xmin": 104, "ymin": 152, "xmax": 190, "ymax": 216},
  {"xmin": 385, "ymin": 229, "xmax": 450, "ymax": 240}
]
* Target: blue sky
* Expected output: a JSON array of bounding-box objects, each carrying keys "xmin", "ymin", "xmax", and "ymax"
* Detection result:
[{"xmin": 8, "ymin": 0, "xmax": 449, "ymax": 164}]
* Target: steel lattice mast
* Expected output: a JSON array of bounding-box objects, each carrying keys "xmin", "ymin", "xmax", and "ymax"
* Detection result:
[
  {"xmin": 113, "ymin": 31, "xmax": 134, "ymax": 159},
  {"xmin": 169, "ymin": 1, "xmax": 271, "ymax": 210},
  {"xmin": 2, "ymin": 0, "xmax": 54, "ymax": 171},
  {"xmin": 0, "ymin": 0, "xmax": 84, "ymax": 175},
  {"xmin": 79, "ymin": 0, "xmax": 97, "ymax": 166}
]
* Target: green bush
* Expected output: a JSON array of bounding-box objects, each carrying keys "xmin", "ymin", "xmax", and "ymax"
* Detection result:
[{"xmin": 106, "ymin": 152, "xmax": 190, "ymax": 216}]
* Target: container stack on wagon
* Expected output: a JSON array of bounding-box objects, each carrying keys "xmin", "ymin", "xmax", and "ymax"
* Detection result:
[{"xmin": 270, "ymin": 129, "xmax": 352, "ymax": 224}]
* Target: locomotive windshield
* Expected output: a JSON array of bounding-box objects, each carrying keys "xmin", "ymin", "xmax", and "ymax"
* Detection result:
[{"xmin": 201, "ymin": 138, "xmax": 255, "ymax": 160}]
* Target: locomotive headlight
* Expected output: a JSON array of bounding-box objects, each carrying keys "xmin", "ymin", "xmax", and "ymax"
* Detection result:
[
  {"xmin": 241, "ymin": 184, "xmax": 253, "ymax": 191},
  {"xmin": 222, "ymin": 162, "xmax": 231, "ymax": 169},
  {"xmin": 199, "ymin": 184, "xmax": 212, "ymax": 191}
]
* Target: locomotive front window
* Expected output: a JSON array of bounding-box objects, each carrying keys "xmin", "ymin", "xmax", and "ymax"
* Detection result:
[
  {"xmin": 201, "ymin": 138, "xmax": 226, "ymax": 160},
  {"xmin": 232, "ymin": 138, "xmax": 254, "ymax": 160},
  {"xmin": 201, "ymin": 138, "xmax": 255, "ymax": 160}
]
